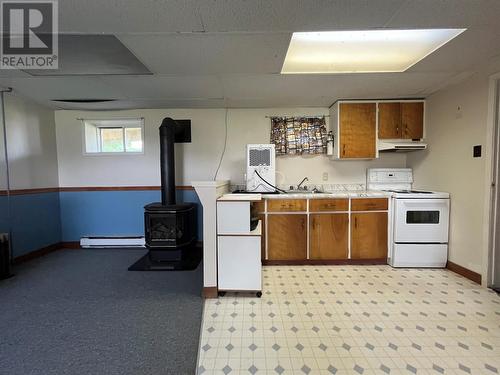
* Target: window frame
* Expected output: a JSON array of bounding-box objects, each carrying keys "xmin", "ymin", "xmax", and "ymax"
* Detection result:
[{"xmin": 82, "ymin": 118, "xmax": 145, "ymax": 156}]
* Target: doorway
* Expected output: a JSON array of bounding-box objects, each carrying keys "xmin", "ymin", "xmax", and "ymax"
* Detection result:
[{"xmin": 489, "ymin": 78, "xmax": 500, "ymax": 291}]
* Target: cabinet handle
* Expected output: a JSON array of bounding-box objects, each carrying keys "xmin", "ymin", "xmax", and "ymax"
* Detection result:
[
  {"xmin": 342, "ymin": 144, "xmax": 346, "ymax": 156},
  {"xmin": 354, "ymin": 217, "xmax": 358, "ymax": 228}
]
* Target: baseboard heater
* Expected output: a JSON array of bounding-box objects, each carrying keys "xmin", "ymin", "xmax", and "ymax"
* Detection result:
[{"xmin": 80, "ymin": 236, "xmax": 145, "ymax": 248}]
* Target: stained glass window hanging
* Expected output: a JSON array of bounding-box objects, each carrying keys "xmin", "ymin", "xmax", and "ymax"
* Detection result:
[{"xmin": 270, "ymin": 116, "xmax": 327, "ymax": 155}]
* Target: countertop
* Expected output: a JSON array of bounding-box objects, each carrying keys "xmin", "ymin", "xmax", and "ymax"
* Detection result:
[
  {"xmin": 262, "ymin": 190, "xmax": 391, "ymax": 199},
  {"xmin": 218, "ymin": 193, "xmax": 262, "ymax": 201},
  {"xmin": 219, "ymin": 190, "xmax": 392, "ymax": 200}
]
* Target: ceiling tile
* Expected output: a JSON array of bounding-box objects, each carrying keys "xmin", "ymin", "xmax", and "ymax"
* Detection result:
[
  {"xmin": 408, "ymin": 28, "xmax": 500, "ymax": 73},
  {"xmin": 385, "ymin": 0, "xmax": 500, "ymax": 28},
  {"xmin": 58, "ymin": 0, "xmax": 405, "ymax": 33},
  {"xmin": 99, "ymin": 75, "xmax": 224, "ymax": 99},
  {"xmin": 59, "ymin": 0, "xmax": 203, "ymax": 33},
  {"xmin": 5, "ymin": 77, "xmax": 125, "ymax": 101},
  {"xmin": 51, "ymin": 98, "xmax": 227, "ymax": 110},
  {"xmin": 198, "ymin": 0, "xmax": 406, "ymax": 32},
  {"xmin": 119, "ymin": 33, "xmax": 290, "ymax": 74}
]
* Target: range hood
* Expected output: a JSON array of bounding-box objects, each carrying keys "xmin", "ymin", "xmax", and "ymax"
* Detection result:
[{"xmin": 378, "ymin": 140, "xmax": 427, "ymax": 152}]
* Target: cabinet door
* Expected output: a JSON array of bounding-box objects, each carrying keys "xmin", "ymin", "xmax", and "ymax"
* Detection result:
[
  {"xmin": 339, "ymin": 103, "xmax": 376, "ymax": 158},
  {"xmin": 378, "ymin": 102, "xmax": 402, "ymax": 139},
  {"xmin": 267, "ymin": 214, "xmax": 307, "ymax": 260},
  {"xmin": 401, "ymin": 102, "xmax": 424, "ymax": 139},
  {"xmin": 218, "ymin": 236, "xmax": 261, "ymax": 291},
  {"xmin": 351, "ymin": 212, "xmax": 388, "ymax": 259},
  {"xmin": 310, "ymin": 214, "xmax": 348, "ymax": 260}
]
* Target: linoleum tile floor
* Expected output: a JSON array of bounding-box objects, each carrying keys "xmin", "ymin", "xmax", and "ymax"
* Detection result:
[{"xmin": 197, "ymin": 266, "xmax": 500, "ymax": 375}]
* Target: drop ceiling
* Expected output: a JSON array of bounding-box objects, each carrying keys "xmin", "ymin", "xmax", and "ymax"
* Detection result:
[{"xmin": 1, "ymin": 0, "xmax": 500, "ymax": 109}]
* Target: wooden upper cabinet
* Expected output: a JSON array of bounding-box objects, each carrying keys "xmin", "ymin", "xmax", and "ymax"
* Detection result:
[
  {"xmin": 401, "ymin": 102, "xmax": 424, "ymax": 139},
  {"xmin": 309, "ymin": 214, "xmax": 348, "ymax": 260},
  {"xmin": 339, "ymin": 103, "xmax": 376, "ymax": 159},
  {"xmin": 378, "ymin": 102, "xmax": 402, "ymax": 139},
  {"xmin": 267, "ymin": 214, "xmax": 307, "ymax": 260},
  {"xmin": 378, "ymin": 102, "xmax": 424, "ymax": 140}
]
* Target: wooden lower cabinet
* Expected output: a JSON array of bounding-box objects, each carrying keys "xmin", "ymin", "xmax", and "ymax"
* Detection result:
[
  {"xmin": 309, "ymin": 214, "xmax": 348, "ymax": 259},
  {"xmin": 351, "ymin": 212, "xmax": 388, "ymax": 259},
  {"xmin": 267, "ymin": 214, "xmax": 307, "ymax": 260}
]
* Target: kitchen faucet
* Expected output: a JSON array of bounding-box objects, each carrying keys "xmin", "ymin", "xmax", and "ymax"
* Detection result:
[{"xmin": 296, "ymin": 177, "xmax": 309, "ymax": 190}]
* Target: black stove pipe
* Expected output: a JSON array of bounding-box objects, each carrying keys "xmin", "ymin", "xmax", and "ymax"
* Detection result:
[{"xmin": 159, "ymin": 118, "xmax": 177, "ymax": 206}]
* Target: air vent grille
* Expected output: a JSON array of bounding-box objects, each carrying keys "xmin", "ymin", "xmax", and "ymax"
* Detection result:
[{"xmin": 249, "ymin": 149, "xmax": 271, "ymax": 166}]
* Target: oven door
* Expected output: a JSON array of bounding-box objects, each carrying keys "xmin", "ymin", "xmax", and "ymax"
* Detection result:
[{"xmin": 394, "ymin": 198, "xmax": 449, "ymax": 243}]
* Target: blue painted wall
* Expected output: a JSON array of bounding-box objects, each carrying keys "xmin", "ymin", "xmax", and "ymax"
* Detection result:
[
  {"xmin": 59, "ymin": 189, "xmax": 202, "ymax": 242},
  {"xmin": 9, "ymin": 192, "xmax": 62, "ymax": 257}
]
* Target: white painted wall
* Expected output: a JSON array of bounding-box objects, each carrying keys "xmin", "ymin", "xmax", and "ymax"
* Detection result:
[
  {"xmin": 407, "ymin": 71, "xmax": 495, "ymax": 275},
  {"xmin": 4, "ymin": 94, "xmax": 59, "ymax": 189},
  {"xmin": 55, "ymin": 108, "xmax": 406, "ymax": 187}
]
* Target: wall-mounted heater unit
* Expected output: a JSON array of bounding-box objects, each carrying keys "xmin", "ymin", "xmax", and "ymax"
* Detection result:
[
  {"xmin": 246, "ymin": 144, "xmax": 276, "ymax": 193},
  {"xmin": 80, "ymin": 236, "xmax": 145, "ymax": 248}
]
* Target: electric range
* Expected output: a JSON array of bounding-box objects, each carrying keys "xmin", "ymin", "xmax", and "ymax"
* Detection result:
[{"xmin": 367, "ymin": 168, "xmax": 450, "ymax": 268}]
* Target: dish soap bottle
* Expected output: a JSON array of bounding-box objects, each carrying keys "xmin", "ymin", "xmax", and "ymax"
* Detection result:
[{"xmin": 326, "ymin": 131, "xmax": 334, "ymax": 156}]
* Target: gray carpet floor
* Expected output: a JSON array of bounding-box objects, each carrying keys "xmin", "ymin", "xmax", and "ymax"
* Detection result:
[{"xmin": 0, "ymin": 249, "xmax": 203, "ymax": 375}]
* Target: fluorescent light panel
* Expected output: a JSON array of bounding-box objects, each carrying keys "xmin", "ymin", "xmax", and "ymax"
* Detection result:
[{"xmin": 281, "ymin": 29, "xmax": 466, "ymax": 74}]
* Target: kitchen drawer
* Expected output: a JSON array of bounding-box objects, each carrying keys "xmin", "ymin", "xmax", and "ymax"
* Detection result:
[
  {"xmin": 267, "ymin": 199, "xmax": 306, "ymax": 212},
  {"xmin": 351, "ymin": 198, "xmax": 388, "ymax": 211},
  {"xmin": 309, "ymin": 198, "xmax": 348, "ymax": 212}
]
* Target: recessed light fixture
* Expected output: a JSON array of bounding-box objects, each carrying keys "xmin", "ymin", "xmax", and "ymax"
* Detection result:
[{"xmin": 281, "ymin": 29, "xmax": 466, "ymax": 74}]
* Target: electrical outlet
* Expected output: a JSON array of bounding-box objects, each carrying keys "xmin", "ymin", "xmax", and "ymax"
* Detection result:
[{"xmin": 322, "ymin": 172, "xmax": 328, "ymax": 181}]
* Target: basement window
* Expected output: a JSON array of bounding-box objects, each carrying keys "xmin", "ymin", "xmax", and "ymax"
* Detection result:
[{"xmin": 83, "ymin": 118, "xmax": 144, "ymax": 154}]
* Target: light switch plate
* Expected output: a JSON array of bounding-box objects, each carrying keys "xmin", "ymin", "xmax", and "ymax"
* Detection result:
[{"xmin": 322, "ymin": 172, "xmax": 328, "ymax": 181}]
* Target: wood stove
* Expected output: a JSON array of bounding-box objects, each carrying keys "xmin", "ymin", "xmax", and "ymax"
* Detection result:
[
  {"xmin": 144, "ymin": 203, "xmax": 196, "ymax": 249},
  {"xmin": 129, "ymin": 117, "xmax": 199, "ymax": 271}
]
